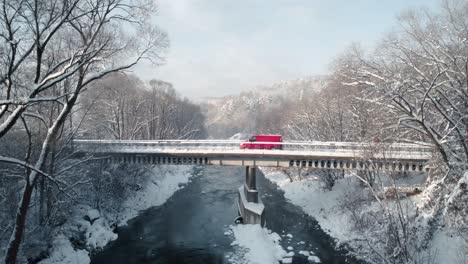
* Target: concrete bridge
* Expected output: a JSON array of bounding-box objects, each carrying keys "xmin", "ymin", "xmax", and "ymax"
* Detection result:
[{"xmin": 73, "ymin": 139, "xmax": 433, "ymax": 226}]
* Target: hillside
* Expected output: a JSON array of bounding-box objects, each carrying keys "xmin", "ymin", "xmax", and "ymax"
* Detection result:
[{"xmin": 200, "ymin": 76, "xmax": 328, "ymax": 138}]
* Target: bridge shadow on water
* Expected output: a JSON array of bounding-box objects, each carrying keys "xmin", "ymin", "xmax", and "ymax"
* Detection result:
[{"xmin": 91, "ymin": 166, "xmax": 366, "ymax": 264}]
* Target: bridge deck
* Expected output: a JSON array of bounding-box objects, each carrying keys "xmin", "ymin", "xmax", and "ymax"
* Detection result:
[
  {"xmin": 73, "ymin": 140, "xmax": 431, "ymax": 160},
  {"xmin": 73, "ymin": 140, "xmax": 432, "ymax": 172}
]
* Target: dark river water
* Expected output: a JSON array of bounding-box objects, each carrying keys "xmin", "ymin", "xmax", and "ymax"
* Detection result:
[{"xmin": 91, "ymin": 166, "xmax": 364, "ymax": 264}]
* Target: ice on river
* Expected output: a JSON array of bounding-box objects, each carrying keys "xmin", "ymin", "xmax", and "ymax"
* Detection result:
[{"xmin": 228, "ymin": 224, "xmax": 287, "ymax": 264}]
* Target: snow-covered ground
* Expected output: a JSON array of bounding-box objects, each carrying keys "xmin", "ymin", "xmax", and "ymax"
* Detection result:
[
  {"xmin": 261, "ymin": 168, "xmax": 361, "ymax": 243},
  {"xmin": 117, "ymin": 165, "xmax": 193, "ymax": 225},
  {"xmin": 39, "ymin": 235, "xmax": 90, "ymax": 264},
  {"xmin": 226, "ymin": 224, "xmax": 324, "ymax": 264},
  {"xmin": 226, "ymin": 224, "xmax": 287, "ymax": 264},
  {"xmin": 430, "ymin": 229, "xmax": 467, "ymax": 264},
  {"xmin": 260, "ymin": 167, "xmax": 468, "ymax": 263},
  {"xmin": 39, "ymin": 165, "xmax": 194, "ymax": 264}
]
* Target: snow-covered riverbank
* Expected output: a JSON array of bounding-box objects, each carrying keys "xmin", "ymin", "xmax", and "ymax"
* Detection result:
[
  {"xmin": 36, "ymin": 164, "xmax": 466, "ymax": 264},
  {"xmin": 260, "ymin": 168, "xmax": 363, "ymax": 244},
  {"xmin": 260, "ymin": 168, "xmax": 468, "ymax": 263},
  {"xmin": 39, "ymin": 165, "xmax": 194, "ymax": 264}
]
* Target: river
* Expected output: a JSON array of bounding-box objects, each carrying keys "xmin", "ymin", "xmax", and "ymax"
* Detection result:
[{"xmin": 91, "ymin": 166, "xmax": 364, "ymax": 264}]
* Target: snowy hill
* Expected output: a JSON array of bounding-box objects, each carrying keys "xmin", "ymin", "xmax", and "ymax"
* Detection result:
[
  {"xmin": 253, "ymin": 76, "xmax": 327, "ymax": 100},
  {"xmin": 200, "ymin": 76, "xmax": 327, "ymax": 138}
]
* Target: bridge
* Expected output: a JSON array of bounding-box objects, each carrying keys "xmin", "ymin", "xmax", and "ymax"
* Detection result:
[
  {"xmin": 73, "ymin": 139, "xmax": 433, "ymax": 226},
  {"xmin": 73, "ymin": 140, "xmax": 432, "ymax": 172}
]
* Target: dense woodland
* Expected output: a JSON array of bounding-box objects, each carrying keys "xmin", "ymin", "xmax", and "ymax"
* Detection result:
[
  {"xmin": 80, "ymin": 74, "xmax": 206, "ymax": 140},
  {"xmin": 0, "ymin": 0, "xmax": 466, "ymax": 263}
]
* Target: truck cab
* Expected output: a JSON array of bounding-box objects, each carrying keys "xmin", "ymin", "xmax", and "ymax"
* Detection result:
[{"xmin": 239, "ymin": 134, "xmax": 282, "ymax": 150}]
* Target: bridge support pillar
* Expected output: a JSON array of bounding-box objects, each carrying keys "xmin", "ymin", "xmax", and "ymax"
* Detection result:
[
  {"xmin": 237, "ymin": 166, "xmax": 265, "ymax": 226},
  {"xmin": 244, "ymin": 166, "xmax": 258, "ymax": 203}
]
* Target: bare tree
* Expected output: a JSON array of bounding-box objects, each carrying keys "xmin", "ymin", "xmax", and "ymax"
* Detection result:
[
  {"xmin": 81, "ymin": 73, "xmax": 148, "ymax": 139},
  {"xmin": 337, "ymin": 0, "xmax": 468, "ymax": 177},
  {"xmin": 0, "ymin": 0, "xmax": 168, "ymax": 262},
  {"xmin": 79, "ymin": 75, "xmax": 206, "ymax": 140}
]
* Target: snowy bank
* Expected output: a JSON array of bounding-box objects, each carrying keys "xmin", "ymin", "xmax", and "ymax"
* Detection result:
[
  {"xmin": 39, "ymin": 235, "xmax": 90, "ymax": 264},
  {"xmin": 261, "ymin": 168, "xmax": 468, "ymax": 263},
  {"xmin": 261, "ymin": 168, "xmax": 361, "ymax": 243},
  {"xmin": 117, "ymin": 165, "xmax": 193, "ymax": 225},
  {"xmin": 40, "ymin": 165, "xmax": 194, "ymax": 264}
]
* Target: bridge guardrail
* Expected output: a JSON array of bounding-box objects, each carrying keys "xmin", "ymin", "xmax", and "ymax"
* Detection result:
[{"xmin": 72, "ymin": 139, "xmax": 433, "ymax": 158}]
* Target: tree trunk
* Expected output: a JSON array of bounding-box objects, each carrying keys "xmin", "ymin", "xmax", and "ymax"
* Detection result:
[
  {"xmin": 39, "ymin": 177, "xmax": 45, "ymax": 224},
  {"xmin": 5, "ymin": 180, "xmax": 36, "ymax": 264},
  {"xmin": 46, "ymin": 145, "xmax": 56, "ymax": 221}
]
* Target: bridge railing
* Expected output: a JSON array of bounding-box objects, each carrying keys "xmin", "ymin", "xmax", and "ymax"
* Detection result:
[{"xmin": 72, "ymin": 139, "xmax": 433, "ymax": 157}]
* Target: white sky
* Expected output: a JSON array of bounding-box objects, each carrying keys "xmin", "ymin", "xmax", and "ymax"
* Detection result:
[{"xmin": 132, "ymin": 0, "xmax": 439, "ymax": 99}]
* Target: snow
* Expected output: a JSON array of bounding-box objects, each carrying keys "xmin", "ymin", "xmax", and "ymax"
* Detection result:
[
  {"xmin": 81, "ymin": 217, "xmax": 118, "ymax": 250},
  {"xmin": 85, "ymin": 209, "xmax": 100, "ymax": 221},
  {"xmin": 262, "ymin": 168, "xmax": 358, "ymax": 242},
  {"xmin": 118, "ymin": 165, "xmax": 193, "ymax": 225},
  {"xmin": 38, "ymin": 235, "xmax": 90, "ymax": 264},
  {"xmin": 41, "ymin": 165, "xmax": 194, "ymax": 264},
  {"xmin": 229, "ymin": 133, "xmax": 249, "ymax": 140},
  {"xmin": 261, "ymin": 167, "xmax": 468, "ymax": 263},
  {"xmin": 308, "ymin": 255, "xmax": 321, "ymax": 263},
  {"xmin": 429, "ymin": 229, "xmax": 468, "ymax": 264},
  {"xmin": 38, "ymin": 215, "xmax": 115, "ymax": 264},
  {"xmin": 445, "ymin": 172, "xmax": 467, "ymax": 212},
  {"xmin": 229, "ymin": 224, "xmax": 286, "ymax": 264},
  {"xmin": 430, "ymin": 172, "xmax": 468, "ymax": 263}
]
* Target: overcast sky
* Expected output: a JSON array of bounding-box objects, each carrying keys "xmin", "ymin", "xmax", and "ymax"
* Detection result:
[{"xmin": 132, "ymin": 0, "xmax": 439, "ymax": 99}]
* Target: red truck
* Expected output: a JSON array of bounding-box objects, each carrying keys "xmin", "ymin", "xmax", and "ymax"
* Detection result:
[{"xmin": 239, "ymin": 134, "xmax": 282, "ymax": 150}]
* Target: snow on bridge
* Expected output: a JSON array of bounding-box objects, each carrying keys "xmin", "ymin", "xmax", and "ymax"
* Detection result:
[{"xmin": 73, "ymin": 140, "xmax": 433, "ymax": 172}]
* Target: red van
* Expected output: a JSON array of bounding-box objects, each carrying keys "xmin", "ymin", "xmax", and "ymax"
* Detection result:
[{"xmin": 239, "ymin": 134, "xmax": 282, "ymax": 150}]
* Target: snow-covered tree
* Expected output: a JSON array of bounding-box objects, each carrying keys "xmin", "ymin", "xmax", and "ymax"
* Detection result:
[
  {"xmin": 337, "ymin": 0, "xmax": 468, "ymax": 178},
  {"xmin": 0, "ymin": 0, "xmax": 168, "ymax": 262},
  {"xmin": 80, "ymin": 74, "xmax": 207, "ymax": 140}
]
